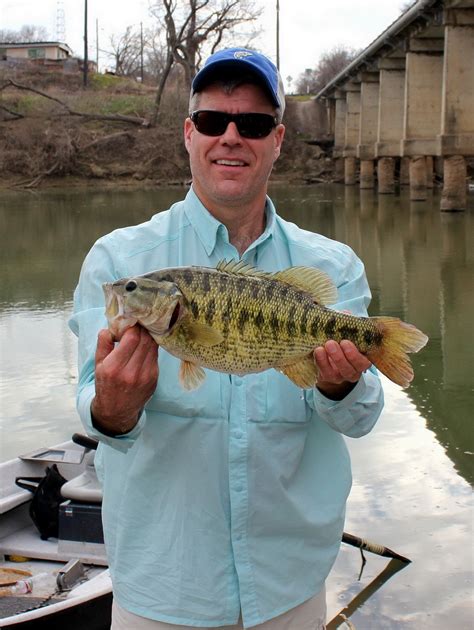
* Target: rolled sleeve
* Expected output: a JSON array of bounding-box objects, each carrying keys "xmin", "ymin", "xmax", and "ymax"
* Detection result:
[{"xmin": 307, "ymin": 368, "xmax": 384, "ymax": 437}]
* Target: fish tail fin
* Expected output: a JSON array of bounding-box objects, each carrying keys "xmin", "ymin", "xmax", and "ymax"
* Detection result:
[{"xmin": 367, "ymin": 317, "xmax": 428, "ymax": 388}]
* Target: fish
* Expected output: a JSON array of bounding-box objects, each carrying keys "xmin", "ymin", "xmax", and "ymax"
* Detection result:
[{"xmin": 103, "ymin": 259, "xmax": 428, "ymax": 391}]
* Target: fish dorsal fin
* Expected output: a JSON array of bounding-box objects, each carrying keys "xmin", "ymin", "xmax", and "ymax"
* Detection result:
[
  {"xmin": 272, "ymin": 267, "xmax": 337, "ymax": 306},
  {"xmin": 216, "ymin": 260, "xmax": 337, "ymax": 305},
  {"xmin": 216, "ymin": 259, "xmax": 270, "ymax": 278}
]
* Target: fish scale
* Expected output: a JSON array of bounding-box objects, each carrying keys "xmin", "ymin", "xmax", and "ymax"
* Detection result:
[
  {"xmin": 104, "ymin": 260, "xmax": 428, "ymax": 390},
  {"xmin": 168, "ymin": 268, "xmax": 311, "ymax": 371}
]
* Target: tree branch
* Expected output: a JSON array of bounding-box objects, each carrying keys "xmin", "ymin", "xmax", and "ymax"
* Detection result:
[{"xmin": 2, "ymin": 79, "xmax": 150, "ymax": 127}]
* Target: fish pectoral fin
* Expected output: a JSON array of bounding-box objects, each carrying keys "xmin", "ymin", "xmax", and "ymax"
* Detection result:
[
  {"xmin": 279, "ymin": 354, "xmax": 319, "ymax": 389},
  {"xmin": 179, "ymin": 360, "xmax": 206, "ymax": 390},
  {"xmin": 272, "ymin": 267, "xmax": 338, "ymax": 306},
  {"xmin": 184, "ymin": 322, "xmax": 224, "ymax": 346}
]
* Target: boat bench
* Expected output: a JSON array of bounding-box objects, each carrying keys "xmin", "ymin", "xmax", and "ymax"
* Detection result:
[{"xmin": 0, "ymin": 489, "xmax": 31, "ymax": 515}]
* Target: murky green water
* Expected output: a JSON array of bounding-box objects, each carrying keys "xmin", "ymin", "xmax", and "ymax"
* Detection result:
[{"xmin": 0, "ymin": 184, "xmax": 472, "ymax": 627}]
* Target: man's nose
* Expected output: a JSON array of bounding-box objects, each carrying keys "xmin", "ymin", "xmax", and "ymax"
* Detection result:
[{"xmin": 219, "ymin": 121, "xmax": 242, "ymax": 144}]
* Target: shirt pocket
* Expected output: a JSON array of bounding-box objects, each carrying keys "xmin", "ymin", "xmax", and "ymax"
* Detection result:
[
  {"xmin": 147, "ymin": 351, "xmax": 226, "ymax": 419},
  {"xmin": 246, "ymin": 371, "xmax": 311, "ymax": 424}
]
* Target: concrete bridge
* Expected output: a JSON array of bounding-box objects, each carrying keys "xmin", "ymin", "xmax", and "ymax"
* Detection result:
[{"xmin": 315, "ymin": 0, "xmax": 474, "ymax": 210}]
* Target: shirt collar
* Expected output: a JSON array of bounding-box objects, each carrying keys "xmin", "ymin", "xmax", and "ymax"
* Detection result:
[{"xmin": 184, "ymin": 187, "xmax": 276, "ymax": 257}]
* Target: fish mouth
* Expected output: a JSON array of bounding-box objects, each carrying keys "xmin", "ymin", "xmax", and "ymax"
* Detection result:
[
  {"xmin": 104, "ymin": 285, "xmax": 138, "ymax": 339},
  {"xmin": 141, "ymin": 298, "xmax": 185, "ymax": 338},
  {"xmin": 167, "ymin": 302, "xmax": 181, "ymax": 332}
]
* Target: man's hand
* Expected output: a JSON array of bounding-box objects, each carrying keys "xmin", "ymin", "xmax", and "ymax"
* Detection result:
[
  {"xmin": 91, "ymin": 326, "xmax": 159, "ymax": 435},
  {"xmin": 313, "ymin": 340, "xmax": 372, "ymax": 400}
]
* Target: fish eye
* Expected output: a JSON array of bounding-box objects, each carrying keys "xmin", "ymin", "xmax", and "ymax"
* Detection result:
[{"xmin": 125, "ymin": 280, "xmax": 138, "ymax": 292}]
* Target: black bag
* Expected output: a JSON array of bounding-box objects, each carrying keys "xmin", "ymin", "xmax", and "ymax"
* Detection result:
[{"xmin": 15, "ymin": 464, "xmax": 67, "ymax": 540}]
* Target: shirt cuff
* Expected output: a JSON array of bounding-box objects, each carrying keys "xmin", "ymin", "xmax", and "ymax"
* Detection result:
[
  {"xmin": 310, "ymin": 369, "xmax": 383, "ymax": 437},
  {"xmin": 313, "ymin": 373, "xmax": 369, "ymax": 410},
  {"xmin": 77, "ymin": 384, "xmax": 146, "ymax": 452}
]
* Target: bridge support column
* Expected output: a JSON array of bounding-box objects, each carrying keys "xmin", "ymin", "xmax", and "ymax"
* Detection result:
[
  {"xmin": 400, "ymin": 157, "xmax": 410, "ymax": 186},
  {"xmin": 357, "ymin": 72, "xmax": 379, "ymax": 188},
  {"xmin": 440, "ymin": 155, "xmax": 467, "ymax": 211},
  {"xmin": 334, "ymin": 158, "xmax": 344, "ymax": 181},
  {"xmin": 343, "ymin": 83, "xmax": 360, "ymax": 186},
  {"xmin": 344, "ymin": 157, "xmax": 357, "ymax": 186},
  {"xmin": 425, "ymin": 156, "xmax": 434, "ymax": 189},
  {"xmin": 402, "ymin": 46, "xmax": 443, "ymax": 201},
  {"xmin": 377, "ymin": 157, "xmax": 395, "ymax": 194},
  {"xmin": 409, "ymin": 156, "xmax": 427, "ymax": 201},
  {"xmin": 360, "ymin": 160, "xmax": 374, "ymax": 189},
  {"xmin": 333, "ymin": 90, "xmax": 347, "ymax": 182},
  {"xmin": 437, "ymin": 10, "xmax": 474, "ymax": 211}
]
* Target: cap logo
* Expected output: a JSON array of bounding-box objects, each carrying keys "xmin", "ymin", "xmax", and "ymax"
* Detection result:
[{"xmin": 234, "ymin": 51, "xmax": 253, "ymax": 59}]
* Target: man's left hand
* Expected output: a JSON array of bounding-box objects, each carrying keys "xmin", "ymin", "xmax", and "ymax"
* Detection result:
[{"xmin": 313, "ymin": 340, "xmax": 372, "ymax": 400}]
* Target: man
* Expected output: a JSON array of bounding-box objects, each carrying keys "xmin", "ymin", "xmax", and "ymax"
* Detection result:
[{"xmin": 70, "ymin": 48, "xmax": 384, "ymax": 629}]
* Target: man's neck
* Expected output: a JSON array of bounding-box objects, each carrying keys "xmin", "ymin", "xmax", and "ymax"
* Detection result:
[
  {"xmin": 225, "ymin": 212, "xmax": 266, "ymax": 256},
  {"xmin": 197, "ymin": 192, "xmax": 267, "ymax": 256}
]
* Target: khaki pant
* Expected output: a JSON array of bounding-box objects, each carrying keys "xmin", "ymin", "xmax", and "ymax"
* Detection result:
[{"xmin": 111, "ymin": 587, "xmax": 326, "ymax": 629}]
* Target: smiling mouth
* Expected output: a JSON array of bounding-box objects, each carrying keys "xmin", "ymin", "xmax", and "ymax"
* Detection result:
[{"xmin": 214, "ymin": 159, "xmax": 247, "ymax": 167}]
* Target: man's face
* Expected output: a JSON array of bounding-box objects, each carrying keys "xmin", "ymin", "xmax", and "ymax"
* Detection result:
[{"xmin": 184, "ymin": 83, "xmax": 285, "ymax": 213}]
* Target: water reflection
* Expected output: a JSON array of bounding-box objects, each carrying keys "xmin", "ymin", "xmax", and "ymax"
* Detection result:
[
  {"xmin": 0, "ymin": 184, "xmax": 472, "ymax": 627},
  {"xmin": 0, "ymin": 185, "xmax": 473, "ymax": 481}
]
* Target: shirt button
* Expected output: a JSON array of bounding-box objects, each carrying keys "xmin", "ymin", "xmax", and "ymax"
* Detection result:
[
  {"xmin": 235, "ymin": 533, "xmax": 243, "ymax": 541},
  {"xmin": 234, "ymin": 430, "xmax": 243, "ymax": 439},
  {"xmin": 234, "ymin": 377, "xmax": 243, "ymax": 387},
  {"xmin": 235, "ymin": 484, "xmax": 243, "ymax": 493}
]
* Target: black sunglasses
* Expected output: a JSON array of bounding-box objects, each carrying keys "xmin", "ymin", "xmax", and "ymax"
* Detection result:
[{"xmin": 190, "ymin": 110, "xmax": 278, "ymax": 139}]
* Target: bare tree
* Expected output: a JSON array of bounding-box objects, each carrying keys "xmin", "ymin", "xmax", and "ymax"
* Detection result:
[
  {"xmin": 0, "ymin": 25, "xmax": 49, "ymax": 43},
  {"xmin": 143, "ymin": 28, "xmax": 169, "ymax": 82},
  {"xmin": 149, "ymin": 0, "xmax": 262, "ymax": 124},
  {"xmin": 296, "ymin": 45, "xmax": 359, "ymax": 95},
  {"xmin": 106, "ymin": 26, "xmax": 144, "ymax": 77}
]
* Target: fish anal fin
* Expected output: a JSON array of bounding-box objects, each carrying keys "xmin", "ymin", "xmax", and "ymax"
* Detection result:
[
  {"xmin": 367, "ymin": 317, "xmax": 428, "ymax": 388},
  {"xmin": 279, "ymin": 354, "xmax": 319, "ymax": 389},
  {"xmin": 179, "ymin": 360, "xmax": 206, "ymax": 390},
  {"xmin": 273, "ymin": 267, "xmax": 338, "ymax": 306},
  {"xmin": 184, "ymin": 322, "xmax": 224, "ymax": 346}
]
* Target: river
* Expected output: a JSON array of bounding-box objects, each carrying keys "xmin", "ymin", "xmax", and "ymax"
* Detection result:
[{"xmin": 0, "ymin": 183, "xmax": 472, "ymax": 628}]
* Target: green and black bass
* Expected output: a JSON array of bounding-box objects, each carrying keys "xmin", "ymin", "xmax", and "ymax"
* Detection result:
[{"xmin": 103, "ymin": 260, "xmax": 428, "ymax": 390}]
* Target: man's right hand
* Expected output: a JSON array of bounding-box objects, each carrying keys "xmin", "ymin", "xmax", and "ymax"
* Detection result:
[{"xmin": 91, "ymin": 326, "xmax": 159, "ymax": 435}]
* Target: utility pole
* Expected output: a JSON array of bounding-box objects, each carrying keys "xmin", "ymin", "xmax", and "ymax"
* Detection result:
[
  {"xmin": 96, "ymin": 18, "xmax": 99, "ymax": 70},
  {"xmin": 140, "ymin": 21, "xmax": 144, "ymax": 83},
  {"xmin": 276, "ymin": 0, "xmax": 280, "ymax": 70},
  {"xmin": 83, "ymin": 0, "xmax": 88, "ymax": 87}
]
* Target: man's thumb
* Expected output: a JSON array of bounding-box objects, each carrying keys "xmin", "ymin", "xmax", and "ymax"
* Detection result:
[{"xmin": 95, "ymin": 329, "xmax": 115, "ymax": 365}]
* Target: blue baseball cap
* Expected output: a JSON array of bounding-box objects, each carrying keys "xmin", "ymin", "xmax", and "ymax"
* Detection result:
[{"xmin": 191, "ymin": 47, "xmax": 285, "ymax": 117}]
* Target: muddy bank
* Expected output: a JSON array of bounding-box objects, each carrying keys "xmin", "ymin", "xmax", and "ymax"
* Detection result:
[{"xmin": 0, "ymin": 83, "xmax": 335, "ymax": 190}]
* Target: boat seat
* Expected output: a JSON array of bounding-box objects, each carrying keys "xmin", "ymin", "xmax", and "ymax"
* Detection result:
[
  {"xmin": 0, "ymin": 489, "xmax": 31, "ymax": 514},
  {"xmin": 60, "ymin": 451, "xmax": 103, "ymax": 504}
]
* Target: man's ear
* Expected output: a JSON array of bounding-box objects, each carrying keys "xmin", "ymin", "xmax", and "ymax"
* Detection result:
[
  {"xmin": 184, "ymin": 117, "xmax": 193, "ymax": 153},
  {"xmin": 273, "ymin": 124, "xmax": 286, "ymax": 160}
]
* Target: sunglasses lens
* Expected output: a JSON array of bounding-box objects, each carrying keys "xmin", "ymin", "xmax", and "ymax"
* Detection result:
[
  {"xmin": 191, "ymin": 111, "xmax": 276, "ymax": 139},
  {"xmin": 237, "ymin": 114, "xmax": 276, "ymax": 138},
  {"xmin": 192, "ymin": 111, "xmax": 227, "ymax": 136}
]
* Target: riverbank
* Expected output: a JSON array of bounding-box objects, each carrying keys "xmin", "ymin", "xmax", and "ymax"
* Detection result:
[{"xmin": 0, "ymin": 68, "xmax": 334, "ymax": 190}]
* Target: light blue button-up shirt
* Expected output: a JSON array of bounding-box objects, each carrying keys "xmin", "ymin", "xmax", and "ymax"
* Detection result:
[{"xmin": 69, "ymin": 188, "xmax": 383, "ymax": 628}]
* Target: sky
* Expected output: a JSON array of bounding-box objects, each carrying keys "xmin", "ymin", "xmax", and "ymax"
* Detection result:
[{"xmin": 0, "ymin": 0, "xmax": 406, "ymax": 90}]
